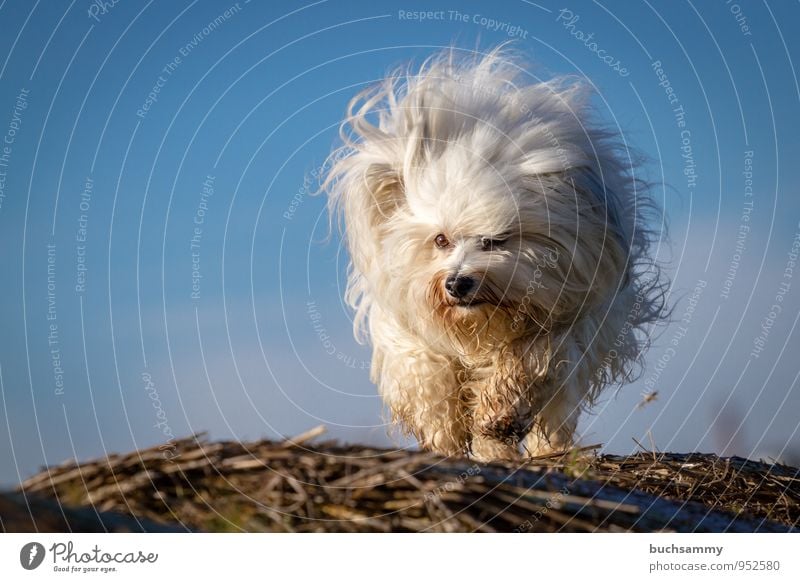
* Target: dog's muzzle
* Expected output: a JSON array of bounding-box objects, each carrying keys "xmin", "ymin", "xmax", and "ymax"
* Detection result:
[{"xmin": 445, "ymin": 275, "xmax": 475, "ymax": 299}]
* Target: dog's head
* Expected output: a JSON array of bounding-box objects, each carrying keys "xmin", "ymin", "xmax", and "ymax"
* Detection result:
[{"xmin": 324, "ymin": 47, "xmax": 663, "ymax": 370}]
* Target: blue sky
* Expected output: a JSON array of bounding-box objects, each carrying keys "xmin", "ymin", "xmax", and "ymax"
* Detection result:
[{"xmin": 1, "ymin": 0, "xmax": 799, "ymax": 485}]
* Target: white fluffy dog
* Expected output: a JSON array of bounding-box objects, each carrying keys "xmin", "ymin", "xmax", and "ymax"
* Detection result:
[{"xmin": 323, "ymin": 47, "xmax": 664, "ymax": 461}]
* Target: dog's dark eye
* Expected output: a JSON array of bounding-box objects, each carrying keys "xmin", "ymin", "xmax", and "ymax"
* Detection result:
[
  {"xmin": 481, "ymin": 237, "xmax": 507, "ymax": 251},
  {"xmin": 434, "ymin": 233, "xmax": 450, "ymax": 248}
]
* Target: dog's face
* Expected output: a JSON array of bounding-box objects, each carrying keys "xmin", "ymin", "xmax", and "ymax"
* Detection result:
[
  {"xmin": 378, "ymin": 156, "xmax": 536, "ymax": 344},
  {"xmin": 372, "ymin": 146, "xmax": 627, "ymax": 354},
  {"xmin": 324, "ymin": 48, "xmax": 648, "ymax": 361}
]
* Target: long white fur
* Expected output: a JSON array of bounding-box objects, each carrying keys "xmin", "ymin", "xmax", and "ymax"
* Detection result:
[{"xmin": 323, "ymin": 47, "xmax": 665, "ymax": 461}]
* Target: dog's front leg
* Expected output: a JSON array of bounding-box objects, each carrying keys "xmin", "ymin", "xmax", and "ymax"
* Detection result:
[
  {"xmin": 524, "ymin": 381, "xmax": 582, "ymax": 456},
  {"xmin": 470, "ymin": 339, "xmax": 539, "ymax": 461},
  {"xmin": 375, "ymin": 344, "xmax": 469, "ymax": 456}
]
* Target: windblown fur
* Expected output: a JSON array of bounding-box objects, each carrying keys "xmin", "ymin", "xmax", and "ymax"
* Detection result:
[{"xmin": 323, "ymin": 47, "xmax": 665, "ymax": 461}]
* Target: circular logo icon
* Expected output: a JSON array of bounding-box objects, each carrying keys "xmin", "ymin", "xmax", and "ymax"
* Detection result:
[{"xmin": 20, "ymin": 542, "xmax": 46, "ymax": 570}]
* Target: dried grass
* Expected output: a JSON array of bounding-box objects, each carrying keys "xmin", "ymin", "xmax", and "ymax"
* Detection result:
[{"xmin": 15, "ymin": 427, "xmax": 799, "ymax": 532}]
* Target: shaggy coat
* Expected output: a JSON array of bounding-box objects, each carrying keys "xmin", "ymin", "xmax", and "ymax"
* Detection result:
[{"xmin": 323, "ymin": 47, "xmax": 664, "ymax": 460}]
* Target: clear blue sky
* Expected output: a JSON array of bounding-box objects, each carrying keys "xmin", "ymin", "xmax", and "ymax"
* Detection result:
[{"xmin": 1, "ymin": 0, "xmax": 799, "ymax": 485}]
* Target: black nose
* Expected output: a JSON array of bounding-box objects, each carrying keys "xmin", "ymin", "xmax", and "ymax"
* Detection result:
[{"xmin": 445, "ymin": 275, "xmax": 475, "ymax": 299}]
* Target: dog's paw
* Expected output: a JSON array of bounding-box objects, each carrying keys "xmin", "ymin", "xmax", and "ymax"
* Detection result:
[
  {"xmin": 420, "ymin": 428, "xmax": 469, "ymax": 457},
  {"xmin": 469, "ymin": 434, "xmax": 520, "ymax": 462},
  {"xmin": 474, "ymin": 392, "xmax": 535, "ymax": 445}
]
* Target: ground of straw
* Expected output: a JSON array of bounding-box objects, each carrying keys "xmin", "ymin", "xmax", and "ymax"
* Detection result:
[{"xmin": 7, "ymin": 427, "xmax": 798, "ymax": 533}]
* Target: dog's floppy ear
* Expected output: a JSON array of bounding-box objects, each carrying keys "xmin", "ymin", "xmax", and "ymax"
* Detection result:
[
  {"xmin": 322, "ymin": 79, "xmax": 412, "ymax": 277},
  {"xmin": 322, "ymin": 138, "xmax": 406, "ymax": 342},
  {"xmin": 323, "ymin": 148, "xmax": 405, "ymax": 279},
  {"xmin": 362, "ymin": 162, "xmax": 405, "ymax": 224}
]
